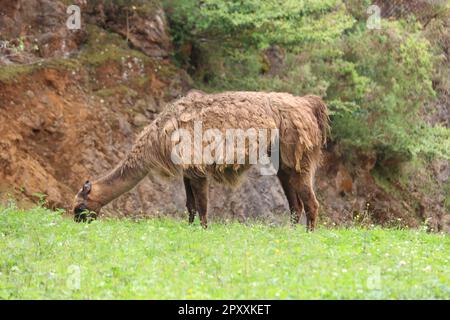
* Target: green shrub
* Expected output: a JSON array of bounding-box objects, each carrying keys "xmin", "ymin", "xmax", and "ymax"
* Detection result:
[{"xmin": 164, "ymin": 0, "xmax": 449, "ymax": 161}]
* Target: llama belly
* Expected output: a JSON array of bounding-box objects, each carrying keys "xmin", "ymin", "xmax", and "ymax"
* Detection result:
[{"xmin": 182, "ymin": 163, "xmax": 251, "ymax": 186}]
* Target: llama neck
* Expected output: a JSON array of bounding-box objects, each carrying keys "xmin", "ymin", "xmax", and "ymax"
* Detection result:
[{"xmin": 91, "ymin": 155, "xmax": 149, "ymax": 207}]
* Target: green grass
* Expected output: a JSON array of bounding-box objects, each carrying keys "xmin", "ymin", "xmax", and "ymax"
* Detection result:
[{"xmin": 0, "ymin": 204, "xmax": 449, "ymax": 299}]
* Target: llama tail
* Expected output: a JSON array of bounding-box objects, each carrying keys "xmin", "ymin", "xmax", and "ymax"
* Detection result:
[{"xmin": 305, "ymin": 95, "xmax": 330, "ymax": 145}]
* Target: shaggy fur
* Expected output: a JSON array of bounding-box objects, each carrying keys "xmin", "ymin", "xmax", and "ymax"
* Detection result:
[{"xmin": 72, "ymin": 91, "xmax": 329, "ymax": 230}]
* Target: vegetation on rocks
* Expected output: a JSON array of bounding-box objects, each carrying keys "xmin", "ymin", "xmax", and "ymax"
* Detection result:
[{"xmin": 164, "ymin": 0, "xmax": 450, "ymax": 161}]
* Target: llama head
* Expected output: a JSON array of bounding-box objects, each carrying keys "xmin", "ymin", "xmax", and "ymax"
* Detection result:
[{"xmin": 72, "ymin": 180, "xmax": 102, "ymax": 222}]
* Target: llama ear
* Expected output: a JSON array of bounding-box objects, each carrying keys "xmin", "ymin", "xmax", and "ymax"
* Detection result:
[{"xmin": 81, "ymin": 180, "xmax": 91, "ymax": 196}]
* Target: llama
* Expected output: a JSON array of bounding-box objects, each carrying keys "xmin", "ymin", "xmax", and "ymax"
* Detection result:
[{"xmin": 72, "ymin": 91, "xmax": 329, "ymax": 231}]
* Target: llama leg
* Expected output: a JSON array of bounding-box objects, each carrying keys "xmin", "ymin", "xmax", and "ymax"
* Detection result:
[
  {"xmin": 183, "ymin": 177, "xmax": 196, "ymax": 224},
  {"xmin": 190, "ymin": 177, "xmax": 209, "ymax": 229},
  {"xmin": 297, "ymin": 173, "xmax": 319, "ymax": 232},
  {"xmin": 277, "ymin": 168, "xmax": 304, "ymax": 224}
]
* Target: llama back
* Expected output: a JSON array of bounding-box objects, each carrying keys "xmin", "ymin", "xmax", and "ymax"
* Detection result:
[
  {"xmin": 158, "ymin": 92, "xmax": 279, "ymax": 184},
  {"xmin": 139, "ymin": 91, "xmax": 328, "ymax": 180}
]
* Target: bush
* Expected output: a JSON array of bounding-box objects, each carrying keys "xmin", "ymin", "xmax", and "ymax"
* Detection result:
[{"xmin": 164, "ymin": 0, "xmax": 450, "ymax": 161}]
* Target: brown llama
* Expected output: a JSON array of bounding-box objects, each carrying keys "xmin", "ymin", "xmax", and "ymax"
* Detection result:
[{"xmin": 72, "ymin": 91, "xmax": 329, "ymax": 231}]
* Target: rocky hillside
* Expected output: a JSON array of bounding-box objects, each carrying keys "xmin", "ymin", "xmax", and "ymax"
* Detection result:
[{"xmin": 0, "ymin": 0, "xmax": 448, "ymax": 232}]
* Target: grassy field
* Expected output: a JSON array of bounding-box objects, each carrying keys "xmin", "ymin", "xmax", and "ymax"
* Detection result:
[{"xmin": 0, "ymin": 204, "xmax": 449, "ymax": 299}]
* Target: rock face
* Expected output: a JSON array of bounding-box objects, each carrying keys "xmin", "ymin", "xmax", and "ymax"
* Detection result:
[
  {"xmin": 0, "ymin": 0, "xmax": 87, "ymax": 63},
  {"xmin": 0, "ymin": 0, "xmax": 448, "ymax": 232}
]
